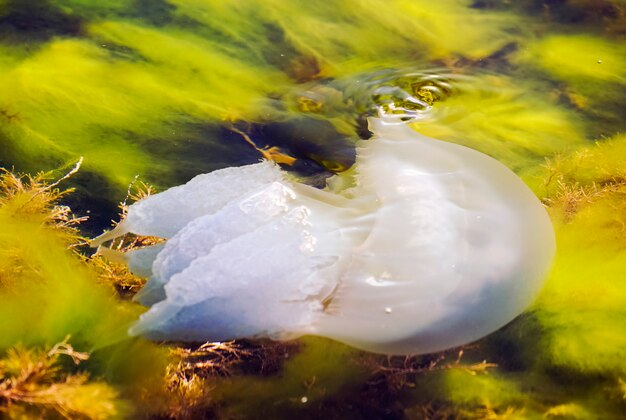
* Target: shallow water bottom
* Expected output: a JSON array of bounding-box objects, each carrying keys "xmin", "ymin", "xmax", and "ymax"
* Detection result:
[{"xmin": 0, "ymin": 0, "xmax": 625, "ymax": 418}]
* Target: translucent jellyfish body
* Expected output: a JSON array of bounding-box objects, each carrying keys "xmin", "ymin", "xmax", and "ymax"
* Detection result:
[{"xmin": 94, "ymin": 117, "xmax": 555, "ymax": 355}]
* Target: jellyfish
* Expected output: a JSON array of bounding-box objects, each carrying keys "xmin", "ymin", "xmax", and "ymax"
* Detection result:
[{"xmin": 93, "ymin": 117, "xmax": 555, "ymax": 355}]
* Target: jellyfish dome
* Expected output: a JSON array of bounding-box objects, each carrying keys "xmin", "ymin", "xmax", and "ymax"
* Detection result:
[{"xmin": 93, "ymin": 117, "xmax": 555, "ymax": 355}]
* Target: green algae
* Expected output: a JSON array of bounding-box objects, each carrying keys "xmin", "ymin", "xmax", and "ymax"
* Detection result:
[
  {"xmin": 0, "ymin": 0, "xmax": 620, "ymax": 190},
  {"xmin": 0, "ymin": 14, "xmax": 287, "ymax": 190},
  {"xmin": 0, "ymin": 0, "xmax": 83, "ymax": 43},
  {"xmin": 530, "ymin": 134, "xmax": 626, "ymax": 376},
  {"xmin": 0, "ymin": 0, "xmax": 541, "ymax": 191},
  {"xmin": 0, "ymin": 39, "xmax": 162, "ymax": 184},
  {"xmin": 520, "ymin": 34, "xmax": 626, "ymax": 83},
  {"xmin": 411, "ymin": 75, "xmax": 587, "ymax": 171},
  {"xmin": 169, "ymin": 0, "xmax": 517, "ymax": 78},
  {"xmin": 0, "ymin": 343, "xmax": 128, "ymax": 419},
  {"xmin": 515, "ymin": 33, "xmax": 626, "ymax": 137},
  {"xmin": 0, "ymin": 0, "xmax": 625, "ymax": 418},
  {"xmin": 0, "ymin": 173, "xmax": 172, "ymax": 417},
  {"xmin": 52, "ymin": 0, "xmax": 132, "ymax": 17},
  {"xmin": 88, "ymin": 20, "xmax": 288, "ymax": 122},
  {"xmin": 211, "ymin": 337, "xmax": 368, "ymax": 418},
  {"xmin": 475, "ymin": 0, "xmax": 626, "ymax": 34}
]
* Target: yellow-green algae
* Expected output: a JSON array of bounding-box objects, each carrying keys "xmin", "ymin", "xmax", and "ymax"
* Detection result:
[
  {"xmin": 88, "ymin": 20, "xmax": 287, "ymax": 122},
  {"xmin": 169, "ymin": 0, "xmax": 518, "ymax": 77},
  {"xmin": 210, "ymin": 337, "xmax": 369, "ymax": 418},
  {"xmin": 515, "ymin": 33, "xmax": 626, "ymax": 136},
  {"xmin": 0, "ymin": 172, "xmax": 173, "ymax": 418},
  {"xmin": 531, "ymin": 134, "xmax": 626, "ymax": 375},
  {"xmin": 0, "ymin": 0, "xmax": 525, "ymax": 191},
  {"xmin": 0, "ymin": 39, "xmax": 162, "ymax": 185},
  {"xmin": 0, "ymin": 0, "xmax": 625, "ymax": 418},
  {"xmin": 519, "ymin": 34, "xmax": 626, "ymax": 83},
  {"xmin": 0, "ymin": 34, "xmax": 285, "ymax": 187},
  {"xmin": 411, "ymin": 75, "xmax": 587, "ymax": 170}
]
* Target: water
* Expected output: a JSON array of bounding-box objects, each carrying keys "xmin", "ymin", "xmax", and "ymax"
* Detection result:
[{"xmin": 0, "ymin": 0, "xmax": 625, "ymax": 418}]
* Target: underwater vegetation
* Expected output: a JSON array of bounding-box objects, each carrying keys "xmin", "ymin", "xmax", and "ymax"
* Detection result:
[
  {"xmin": 0, "ymin": 0, "xmax": 531, "ymax": 196},
  {"xmin": 516, "ymin": 33, "xmax": 626, "ymax": 138},
  {"xmin": 0, "ymin": 0, "xmax": 625, "ymax": 418},
  {"xmin": 0, "ymin": 169, "xmax": 185, "ymax": 418}
]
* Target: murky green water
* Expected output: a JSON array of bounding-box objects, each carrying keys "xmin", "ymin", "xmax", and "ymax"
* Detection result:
[{"xmin": 1, "ymin": 1, "xmax": 625, "ymax": 418}]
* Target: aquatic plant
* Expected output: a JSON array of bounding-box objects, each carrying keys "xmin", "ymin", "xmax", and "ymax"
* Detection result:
[
  {"xmin": 0, "ymin": 168, "xmax": 223, "ymax": 418},
  {"xmin": 168, "ymin": 0, "xmax": 519, "ymax": 77},
  {"xmin": 0, "ymin": 0, "xmax": 625, "ymax": 417},
  {"xmin": 515, "ymin": 33, "xmax": 626, "ymax": 136},
  {"xmin": 474, "ymin": 0, "xmax": 626, "ymax": 33},
  {"xmin": 530, "ymin": 133, "xmax": 626, "ymax": 375},
  {"xmin": 0, "ymin": 0, "xmax": 531, "ymax": 197},
  {"xmin": 0, "ymin": 339, "xmax": 122, "ymax": 419},
  {"xmin": 411, "ymin": 75, "xmax": 587, "ymax": 171}
]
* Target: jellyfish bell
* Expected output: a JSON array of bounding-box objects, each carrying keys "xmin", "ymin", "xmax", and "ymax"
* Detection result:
[{"xmin": 93, "ymin": 117, "xmax": 555, "ymax": 355}]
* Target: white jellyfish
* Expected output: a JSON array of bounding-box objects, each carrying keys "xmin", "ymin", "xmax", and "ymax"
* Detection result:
[{"xmin": 93, "ymin": 117, "xmax": 555, "ymax": 355}]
